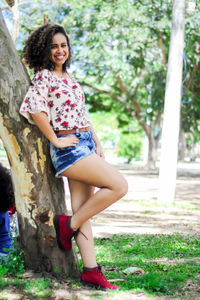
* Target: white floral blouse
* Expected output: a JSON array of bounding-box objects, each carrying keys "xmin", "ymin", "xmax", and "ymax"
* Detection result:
[{"xmin": 19, "ymin": 69, "xmax": 89, "ymax": 130}]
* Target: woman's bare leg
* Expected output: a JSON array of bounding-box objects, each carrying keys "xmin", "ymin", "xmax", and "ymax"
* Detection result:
[
  {"xmin": 68, "ymin": 178, "xmax": 97, "ymax": 268},
  {"xmin": 61, "ymin": 153, "xmax": 128, "ymax": 230}
]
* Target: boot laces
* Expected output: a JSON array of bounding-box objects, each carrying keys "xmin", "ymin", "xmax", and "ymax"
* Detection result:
[
  {"xmin": 74, "ymin": 228, "xmax": 88, "ymax": 240},
  {"xmin": 97, "ymin": 266, "xmax": 107, "ymax": 282}
]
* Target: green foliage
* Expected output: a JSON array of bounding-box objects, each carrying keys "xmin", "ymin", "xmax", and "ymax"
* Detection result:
[
  {"xmin": 89, "ymin": 111, "xmax": 144, "ymax": 162},
  {"xmin": 0, "ymin": 245, "xmax": 54, "ymax": 298},
  {"xmin": 89, "ymin": 112, "xmax": 120, "ymax": 145},
  {"xmin": 117, "ymin": 133, "xmax": 143, "ymax": 163},
  {"xmin": 0, "ymin": 245, "xmax": 24, "ymax": 276}
]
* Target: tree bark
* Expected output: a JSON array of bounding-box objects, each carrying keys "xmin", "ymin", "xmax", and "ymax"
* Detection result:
[{"xmin": 0, "ymin": 10, "xmax": 78, "ymax": 276}]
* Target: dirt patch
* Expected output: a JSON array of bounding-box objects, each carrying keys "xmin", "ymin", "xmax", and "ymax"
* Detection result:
[{"xmin": 147, "ymin": 257, "xmax": 200, "ymax": 265}]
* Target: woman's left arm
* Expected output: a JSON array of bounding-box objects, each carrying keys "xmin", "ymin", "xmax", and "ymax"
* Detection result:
[{"xmin": 89, "ymin": 121, "xmax": 105, "ymax": 158}]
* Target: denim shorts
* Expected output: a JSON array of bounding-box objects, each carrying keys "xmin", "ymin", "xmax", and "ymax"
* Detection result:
[{"xmin": 50, "ymin": 130, "xmax": 96, "ymax": 177}]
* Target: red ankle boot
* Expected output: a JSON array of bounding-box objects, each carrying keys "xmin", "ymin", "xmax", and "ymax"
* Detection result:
[
  {"xmin": 53, "ymin": 215, "xmax": 76, "ymax": 251},
  {"xmin": 80, "ymin": 266, "xmax": 119, "ymax": 290}
]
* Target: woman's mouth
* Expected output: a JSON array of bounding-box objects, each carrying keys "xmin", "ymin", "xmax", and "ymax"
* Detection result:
[{"xmin": 55, "ymin": 55, "xmax": 65, "ymax": 61}]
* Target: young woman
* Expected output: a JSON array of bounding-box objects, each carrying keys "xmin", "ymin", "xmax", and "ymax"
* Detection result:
[{"xmin": 20, "ymin": 23, "xmax": 128, "ymax": 290}]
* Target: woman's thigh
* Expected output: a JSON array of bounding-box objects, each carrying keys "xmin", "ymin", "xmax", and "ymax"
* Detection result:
[{"xmin": 62, "ymin": 153, "xmax": 128, "ymax": 192}]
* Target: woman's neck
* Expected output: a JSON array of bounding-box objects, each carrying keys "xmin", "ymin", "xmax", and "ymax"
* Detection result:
[{"xmin": 52, "ymin": 67, "xmax": 67, "ymax": 78}]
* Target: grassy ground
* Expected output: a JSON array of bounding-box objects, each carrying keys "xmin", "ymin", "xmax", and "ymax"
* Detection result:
[{"xmin": 0, "ymin": 233, "xmax": 200, "ymax": 299}]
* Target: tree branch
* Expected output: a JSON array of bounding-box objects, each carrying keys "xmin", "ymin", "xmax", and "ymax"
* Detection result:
[
  {"xmin": 81, "ymin": 80, "xmax": 149, "ymax": 135},
  {"xmin": 158, "ymin": 31, "xmax": 167, "ymax": 68},
  {"xmin": 152, "ymin": 112, "xmax": 162, "ymax": 129},
  {"xmin": 115, "ymin": 75, "xmax": 130, "ymax": 95},
  {"xmin": 1, "ymin": 6, "xmax": 11, "ymax": 11},
  {"xmin": 80, "ymin": 81, "xmax": 125, "ymax": 103},
  {"xmin": 183, "ymin": 63, "xmax": 198, "ymax": 95}
]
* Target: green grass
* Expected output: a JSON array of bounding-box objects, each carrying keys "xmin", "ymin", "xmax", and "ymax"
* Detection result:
[
  {"xmin": 75, "ymin": 233, "xmax": 200, "ymax": 297},
  {"xmin": 1, "ymin": 234, "xmax": 200, "ymax": 298},
  {"xmin": 0, "ymin": 245, "xmax": 54, "ymax": 299}
]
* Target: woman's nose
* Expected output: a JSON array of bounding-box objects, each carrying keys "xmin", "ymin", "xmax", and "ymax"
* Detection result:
[{"xmin": 56, "ymin": 46, "xmax": 62, "ymax": 53}]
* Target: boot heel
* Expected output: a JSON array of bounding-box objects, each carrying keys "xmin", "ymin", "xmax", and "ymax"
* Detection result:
[{"xmin": 53, "ymin": 215, "xmax": 65, "ymax": 251}]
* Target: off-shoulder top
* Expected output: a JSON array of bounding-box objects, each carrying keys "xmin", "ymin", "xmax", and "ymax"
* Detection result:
[{"xmin": 19, "ymin": 69, "xmax": 89, "ymax": 130}]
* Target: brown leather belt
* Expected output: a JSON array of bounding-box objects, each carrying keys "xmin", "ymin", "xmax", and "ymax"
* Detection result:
[{"xmin": 56, "ymin": 126, "xmax": 91, "ymax": 136}]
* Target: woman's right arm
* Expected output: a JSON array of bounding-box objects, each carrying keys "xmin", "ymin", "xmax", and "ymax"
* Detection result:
[{"xmin": 31, "ymin": 112, "xmax": 79, "ymax": 148}]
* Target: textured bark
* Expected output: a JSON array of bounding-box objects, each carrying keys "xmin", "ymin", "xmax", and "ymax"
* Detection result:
[{"xmin": 0, "ymin": 10, "xmax": 78, "ymax": 276}]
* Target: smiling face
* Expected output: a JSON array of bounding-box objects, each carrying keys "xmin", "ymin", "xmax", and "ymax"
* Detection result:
[{"xmin": 50, "ymin": 33, "xmax": 69, "ymax": 70}]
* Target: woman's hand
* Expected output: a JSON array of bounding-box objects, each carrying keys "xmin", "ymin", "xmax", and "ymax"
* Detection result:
[
  {"xmin": 54, "ymin": 135, "xmax": 79, "ymax": 148},
  {"xmin": 96, "ymin": 143, "xmax": 105, "ymax": 158}
]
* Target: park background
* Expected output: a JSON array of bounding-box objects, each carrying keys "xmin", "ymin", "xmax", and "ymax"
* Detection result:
[{"xmin": 0, "ymin": 0, "xmax": 200, "ymax": 299}]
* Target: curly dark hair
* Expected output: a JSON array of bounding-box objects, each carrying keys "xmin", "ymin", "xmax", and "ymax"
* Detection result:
[
  {"xmin": 0, "ymin": 163, "xmax": 15, "ymax": 213},
  {"xmin": 23, "ymin": 24, "xmax": 72, "ymax": 73}
]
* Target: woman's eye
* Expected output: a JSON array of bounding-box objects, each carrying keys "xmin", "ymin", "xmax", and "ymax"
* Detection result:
[{"xmin": 51, "ymin": 45, "xmax": 57, "ymax": 49}]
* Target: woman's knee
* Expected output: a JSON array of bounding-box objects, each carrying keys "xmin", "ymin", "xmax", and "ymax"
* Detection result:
[{"xmin": 113, "ymin": 176, "xmax": 128, "ymax": 198}]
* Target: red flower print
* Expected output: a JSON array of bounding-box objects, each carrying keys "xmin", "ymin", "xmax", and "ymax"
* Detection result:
[
  {"xmin": 50, "ymin": 87, "xmax": 56, "ymax": 92},
  {"xmin": 55, "ymin": 93, "xmax": 61, "ymax": 98},
  {"xmin": 63, "ymin": 79, "xmax": 68, "ymax": 85},
  {"xmin": 62, "ymin": 90, "xmax": 67, "ymax": 94},
  {"xmin": 34, "ymin": 75, "xmax": 43, "ymax": 82},
  {"xmin": 66, "ymin": 99, "xmax": 71, "ymax": 105},
  {"xmin": 48, "ymin": 101, "xmax": 53, "ymax": 108},
  {"xmin": 73, "ymin": 126, "xmax": 78, "ymax": 129},
  {"xmin": 72, "ymin": 85, "xmax": 77, "ymax": 89},
  {"xmin": 24, "ymin": 98, "xmax": 28, "ymax": 103},
  {"xmin": 61, "ymin": 121, "xmax": 69, "ymax": 128},
  {"xmin": 66, "ymin": 108, "xmax": 69, "ymax": 112},
  {"xmin": 71, "ymin": 103, "xmax": 76, "ymax": 109}
]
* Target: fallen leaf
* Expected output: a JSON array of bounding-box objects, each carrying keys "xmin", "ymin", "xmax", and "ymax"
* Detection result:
[{"xmin": 123, "ymin": 267, "xmax": 144, "ymax": 275}]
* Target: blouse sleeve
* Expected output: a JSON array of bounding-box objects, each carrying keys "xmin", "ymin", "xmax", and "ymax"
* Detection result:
[{"xmin": 19, "ymin": 69, "xmax": 51, "ymax": 125}]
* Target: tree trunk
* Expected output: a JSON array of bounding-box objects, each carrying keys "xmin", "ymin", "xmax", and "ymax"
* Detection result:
[
  {"xmin": 0, "ymin": 10, "xmax": 78, "ymax": 276},
  {"xmin": 146, "ymin": 132, "xmax": 157, "ymax": 169},
  {"xmin": 158, "ymin": 0, "xmax": 185, "ymax": 205},
  {"xmin": 11, "ymin": 0, "xmax": 20, "ymax": 44},
  {"xmin": 178, "ymin": 129, "xmax": 186, "ymax": 161}
]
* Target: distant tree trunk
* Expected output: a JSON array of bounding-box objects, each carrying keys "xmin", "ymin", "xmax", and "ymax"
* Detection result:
[
  {"xmin": 145, "ymin": 118, "xmax": 162, "ymax": 169},
  {"xmin": 147, "ymin": 131, "xmax": 157, "ymax": 169},
  {"xmin": 178, "ymin": 129, "xmax": 186, "ymax": 161},
  {"xmin": 158, "ymin": 0, "xmax": 185, "ymax": 205},
  {"xmin": 0, "ymin": 10, "xmax": 78, "ymax": 276},
  {"xmin": 11, "ymin": 0, "xmax": 20, "ymax": 43}
]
